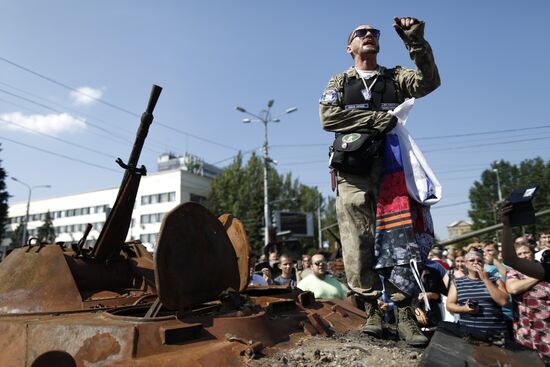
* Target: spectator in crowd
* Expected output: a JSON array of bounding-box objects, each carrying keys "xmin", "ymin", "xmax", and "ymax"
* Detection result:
[
  {"xmin": 273, "ymin": 254, "xmax": 297, "ymax": 287},
  {"xmin": 248, "ymin": 254, "xmax": 267, "ymax": 286},
  {"xmin": 505, "ymin": 244, "xmax": 550, "ymax": 359},
  {"xmin": 446, "ymin": 250, "xmax": 509, "ymax": 335},
  {"xmin": 267, "ymin": 250, "xmax": 281, "ymax": 279},
  {"xmin": 429, "ymin": 247, "xmax": 450, "ymax": 270},
  {"xmin": 483, "ymin": 241, "xmax": 513, "ymax": 325},
  {"xmin": 443, "ymin": 254, "xmax": 466, "ymax": 288},
  {"xmin": 261, "ymin": 267, "xmax": 273, "ymax": 285},
  {"xmin": 414, "ymin": 259, "xmax": 448, "ymax": 328},
  {"xmin": 297, "ymin": 254, "xmax": 348, "ymax": 300},
  {"xmin": 538, "ymin": 230, "xmax": 550, "ymax": 251},
  {"xmin": 297, "ymin": 255, "xmax": 313, "ymax": 281},
  {"xmin": 501, "ymin": 204, "xmax": 550, "ymax": 281},
  {"xmin": 483, "ymin": 242, "xmax": 507, "ymax": 279},
  {"xmin": 443, "ymin": 248, "xmax": 455, "ymax": 268}
]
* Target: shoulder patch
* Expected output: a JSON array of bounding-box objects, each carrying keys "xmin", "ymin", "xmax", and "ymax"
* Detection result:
[{"xmin": 319, "ymin": 89, "xmax": 338, "ymax": 104}]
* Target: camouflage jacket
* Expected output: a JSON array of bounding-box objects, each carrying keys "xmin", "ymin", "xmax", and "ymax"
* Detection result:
[{"xmin": 319, "ymin": 38, "xmax": 440, "ymax": 134}]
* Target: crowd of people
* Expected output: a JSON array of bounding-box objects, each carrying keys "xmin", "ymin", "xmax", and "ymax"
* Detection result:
[{"xmin": 248, "ymin": 214, "xmax": 550, "ymax": 361}]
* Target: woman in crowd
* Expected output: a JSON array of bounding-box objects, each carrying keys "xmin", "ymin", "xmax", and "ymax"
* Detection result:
[
  {"xmin": 443, "ymin": 255, "xmax": 466, "ymax": 288},
  {"xmin": 506, "ymin": 244, "xmax": 550, "ymax": 359},
  {"xmin": 446, "ymin": 250, "xmax": 509, "ymax": 334}
]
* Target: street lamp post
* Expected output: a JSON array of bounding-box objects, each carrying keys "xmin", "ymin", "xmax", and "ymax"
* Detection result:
[
  {"xmin": 492, "ymin": 168, "xmax": 503, "ymax": 242},
  {"xmin": 493, "ymin": 168, "xmax": 503, "ymax": 202},
  {"xmin": 11, "ymin": 177, "xmax": 51, "ymax": 246},
  {"xmin": 236, "ymin": 101, "xmax": 297, "ymax": 248}
]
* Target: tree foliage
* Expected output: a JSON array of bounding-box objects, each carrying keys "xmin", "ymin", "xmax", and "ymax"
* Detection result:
[
  {"xmin": 10, "ymin": 224, "xmax": 26, "ymax": 248},
  {"xmin": 207, "ymin": 152, "xmax": 325, "ymax": 255},
  {"xmin": 0, "ymin": 144, "xmax": 8, "ymax": 242},
  {"xmin": 37, "ymin": 211, "xmax": 56, "ymax": 243},
  {"xmin": 468, "ymin": 158, "xmax": 550, "ymax": 239}
]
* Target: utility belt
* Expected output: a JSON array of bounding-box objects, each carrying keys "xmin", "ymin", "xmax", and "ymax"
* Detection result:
[{"xmin": 329, "ymin": 129, "xmax": 385, "ymax": 175}]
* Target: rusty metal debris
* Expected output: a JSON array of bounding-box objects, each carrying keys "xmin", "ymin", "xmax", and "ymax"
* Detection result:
[{"xmin": 0, "ymin": 84, "xmax": 369, "ymax": 366}]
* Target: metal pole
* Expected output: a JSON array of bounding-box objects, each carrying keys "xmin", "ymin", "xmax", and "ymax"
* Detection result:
[
  {"xmin": 22, "ymin": 187, "xmax": 31, "ymax": 246},
  {"xmin": 11, "ymin": 177, "xmax": 50, "ymax": 246},
  {"xmin": 317, "ymin": 193, "xmax": 322, "ymax": 249},
  {"xmin": 494, "ymin": 168, "xmax": 503, "ymax": 202},
  {"xmin": 236, "ymin": 102, "xmax": 297, "ymax": 249},
  {"xmin": 263, "ymin": 119, "xmax": 270, "ymax": 248}
]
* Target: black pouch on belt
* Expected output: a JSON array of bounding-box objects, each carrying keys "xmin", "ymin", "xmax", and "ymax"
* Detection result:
[{"xmin": 330, "ymin": 129, "xmax": 385, "ymax": 174}]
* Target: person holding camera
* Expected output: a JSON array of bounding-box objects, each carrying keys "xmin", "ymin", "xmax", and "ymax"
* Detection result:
[
  {"xmin": 319, "ymin": 17, "xmax": 440, "ymax": 346},
  {"xmin": 501, "ymin": 204, "xmax": 550, "ymax": 281},
  {"xmin": 445, "ymin": 250, "xmax": 509, "ymax": 334},
  {"xmin": 505, "ymin": 244, "xmax": 550, "ymax": 359}
]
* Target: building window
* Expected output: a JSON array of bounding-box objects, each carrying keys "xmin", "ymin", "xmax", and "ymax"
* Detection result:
[
  {"xmin": 140, "ymin": 192, "xmax": 176, "ymax": 206},
  {"xmin": 140, "ymin": 233, "xmax": 157, "ymax": 245},
  {"xmin": 140, "ymin": 212, "xmax": 165, "ymax": 224},
  {"xmin": 190, "ymin": 193, "xmax": 207, "ymax": 205}
]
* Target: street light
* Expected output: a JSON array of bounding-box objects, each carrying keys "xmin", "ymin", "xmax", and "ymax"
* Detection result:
[
  {"xmin": 493, "ymin": 168, "xmax": 503, "ymax": 202},
  {"xmin": 11, "ymin": 177, "xmax": 51, "ymax": 246},
  {"xmin": 492, "ymin": 168, "xmax": 503, "ymax": 242},
  {"xmin": 236, "ymin": 100, "xmax": 297, "ymax": 248}
]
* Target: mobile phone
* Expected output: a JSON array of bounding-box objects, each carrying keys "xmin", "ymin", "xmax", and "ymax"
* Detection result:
[{"xmin": 466, "ymin": 299, "xmax": 478, "ymax": 308}]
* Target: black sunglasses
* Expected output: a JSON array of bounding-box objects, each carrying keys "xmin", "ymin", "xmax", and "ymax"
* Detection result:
[
  {"xmin": 350, "ymin": 28, "xmax": 380, "ymax": 43},
  {"xmin": 314, "ymin": 261, "xmax": 326, "ymax": 266}
]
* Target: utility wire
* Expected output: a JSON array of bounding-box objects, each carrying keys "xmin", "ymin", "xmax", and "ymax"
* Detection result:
[
  {"xmin": 0, "ymin": 96, "xmax": 141, "ymax": 151},
  {"xmin": 415, "ymin": 124, "xmax": 550, "ymax": 140},
  {"xmin": 424, "ymin": 135, "xmax": 550, "ymax": 153},
  {"xmin": 0, "ymin": 55, "xmax": 238, "ymax": 151},
  {"xmin": 271, "ymin": 125, "xmax": 550, "ymax": 149},
  {"xmin": 0, "ymin": 80, "xmax": 170, "ymax": 153},
  {"xmin": 0, "ymin": 87, "xmax": 132, "ymax": 145},
  {"xmin": 0, "ymin": 117, "xmax": 114, "ymax": 159},
  {"xmin": 0, "ymin": 136, "xmax": 120, "ymax": 173},
  {"xmin": 0, "ymin": 55, "xmax": 138, "ymax": 117}
]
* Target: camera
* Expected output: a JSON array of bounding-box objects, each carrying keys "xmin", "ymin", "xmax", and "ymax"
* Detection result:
[
  {"xmin": 466, "ymin": 299, "xmax": 479, "ymax": 308},
  {"xmin": 507, "ymin": 186, "xmax": 537, "ymax": 227}
]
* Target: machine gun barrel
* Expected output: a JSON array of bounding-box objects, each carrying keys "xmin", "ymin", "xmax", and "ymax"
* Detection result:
[{"xmin": 92, "ymin": 84, "xmax": 162, "ymax": 261}]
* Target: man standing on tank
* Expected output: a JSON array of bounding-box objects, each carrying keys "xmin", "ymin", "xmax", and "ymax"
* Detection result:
[{"xmin": 319, "ymin": 17, "xmax": 440, "ymax": 346}]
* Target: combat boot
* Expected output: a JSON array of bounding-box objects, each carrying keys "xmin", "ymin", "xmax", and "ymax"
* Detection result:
[
  {"xmin": 362, "ymin": 299, "xmax": 383, "ymax": 338},
  {"xmin": 396, "ymin": 301, "xmax": 428, "ymax": 347}
]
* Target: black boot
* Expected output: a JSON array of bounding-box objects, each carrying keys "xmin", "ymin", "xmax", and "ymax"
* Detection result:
[{"xmin": 362, "ymin": 299, "xmax": 383, "ymax": 338}]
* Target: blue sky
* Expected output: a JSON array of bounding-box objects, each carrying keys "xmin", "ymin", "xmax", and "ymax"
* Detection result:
[{"xmin": 1, "ymin": 0, "xmax": 548, "ymax": 239}]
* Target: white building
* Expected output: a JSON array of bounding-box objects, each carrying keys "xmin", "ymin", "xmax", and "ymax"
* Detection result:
[{"xmin": 3, "ymin": 153, "xmax": 221, "ymax": 253}]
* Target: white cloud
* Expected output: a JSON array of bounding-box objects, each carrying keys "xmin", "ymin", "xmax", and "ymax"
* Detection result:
[
  {"xmin": 70, "ymin": 86, "xmax": 103, "ymax": 106},
  {"xmin": 0, "ymin": 112, "xmax": 86, "ymax": 136}
]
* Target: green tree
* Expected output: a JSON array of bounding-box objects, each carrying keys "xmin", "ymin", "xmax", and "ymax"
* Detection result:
[
  {"xmin": 10, "ymin": 223, "xmax": 26, "ymax": 248},
  {"xmin": 207, "ymin": 152, "xmax": 324, "ymax": 254},
  {"xmin": 0, "ymin": 144, "xmax": 8, "ymax": 242},
  {"xmin": 468, "ymin": 158, "xmax": 550, "ymax": 239},
  {"xmin": 37, "ymin": 211, "xmax": 56, "ymax": 243}
]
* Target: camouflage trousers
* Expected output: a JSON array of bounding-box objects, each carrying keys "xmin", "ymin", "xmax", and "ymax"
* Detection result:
[{"xmin": 335, "ymin": 160, "xmax": 384, "ymax": 299}]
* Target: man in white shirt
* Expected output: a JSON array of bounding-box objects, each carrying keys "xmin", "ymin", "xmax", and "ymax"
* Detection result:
[{"xmin": 297, "ymin": 254, "xmax": 348, "ymax": 300}]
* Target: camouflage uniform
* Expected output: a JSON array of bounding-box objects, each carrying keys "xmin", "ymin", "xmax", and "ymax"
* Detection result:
[{"xmin": 319, "ymin": 22, "xmax": 440, "ymax": 300}]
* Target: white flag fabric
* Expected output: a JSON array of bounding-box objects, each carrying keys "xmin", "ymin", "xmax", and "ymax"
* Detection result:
[{"xmin": 389, "ymin": 99, "xmax": 442, "ymax": 206}]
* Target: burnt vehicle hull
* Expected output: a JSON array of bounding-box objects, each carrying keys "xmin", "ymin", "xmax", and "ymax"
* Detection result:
[
  {"xmin": 0, "ymin": 85, "xmax": 369, "ymax": 366},
  {"xmin": 0, "ymin": 290, "xmax": 366, "ymax": 366}
]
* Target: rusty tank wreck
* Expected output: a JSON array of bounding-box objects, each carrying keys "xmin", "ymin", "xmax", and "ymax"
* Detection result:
[{"xmin": 0, "ymin": 85, "xmax": 368, "ymax": 367}]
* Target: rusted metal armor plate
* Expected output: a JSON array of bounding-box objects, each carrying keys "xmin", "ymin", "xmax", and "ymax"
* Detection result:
[
  {"xmin": 155, "ymin": 203, "xmax": 240, "ymax": 310},
  {"xmin": 218, "ymin": 214, "xmax": 250, "ymax": 292},
  {"xmin": 0, "ymin": 245, "xmax": 82, "ymax": 314}
]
